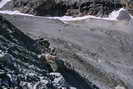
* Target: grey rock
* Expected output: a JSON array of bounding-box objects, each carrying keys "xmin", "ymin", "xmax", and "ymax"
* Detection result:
[{"xmin": 117, "ymin": 9, "xmax": 131, "ymax": 21}]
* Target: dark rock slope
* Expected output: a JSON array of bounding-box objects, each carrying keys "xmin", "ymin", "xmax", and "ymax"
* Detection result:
[
  {"xmin": 0, "ymin": 15, "xmax": 100, "ymax": 89},
  {"xmin": 0, "ymin": 15, "xmax": 53, "ymax": 89},
  {"xmin": 3, "ymin": 0, "xmax": 122, "ymax": 16}
]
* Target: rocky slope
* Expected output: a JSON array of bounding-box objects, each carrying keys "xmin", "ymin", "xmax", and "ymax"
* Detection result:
[
  {"xmin": 2, "ymin": 0, "xmax": 123, "ymax": 16},
  {"xmin": 0, "ymin": 0, "xmax": 133, "ymax": 89},
  {"xmin": 0, "ymin": 15, "xmax": 101, "ymax": 89},
  {"xmin": 2, "ymin": 13, "xmax": 133, "ymax": 89}
]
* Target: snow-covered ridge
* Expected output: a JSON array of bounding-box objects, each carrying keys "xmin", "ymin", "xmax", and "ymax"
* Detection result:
[
  {"xmin": 0, "ymin": 0, "xmax": 131, "ymax": 22},
  {"xmin": 0, "ymin": 0, "xmax": 11, "ymax": 8},
  {"xmin": 48, "ymin": 8, "xmax": 126, "ymax": 22},
  {"xmin": 47, "ymin": 15, "xmax": 116, "ymax": 22},
  {"xmin": 0, "ymin": 10, "xmax": 34, "ymax": 16},
  {"xmin": 0, "ymin": 8, "xmax": 132, "ymax": 23}
]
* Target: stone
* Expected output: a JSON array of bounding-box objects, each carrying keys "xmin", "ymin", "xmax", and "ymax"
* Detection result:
[{"xmin": 117, "ymin": 8, "xmax": 131, "ymax": 21}]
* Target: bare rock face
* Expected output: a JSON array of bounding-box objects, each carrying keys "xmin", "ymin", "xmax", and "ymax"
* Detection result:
[
  {"xmin": 6, "ymin": 0, "xmax": 122, "ymax": 16},
  {"xmin": 121, "ymin": 0, "xmax": 133, "ymax": 15},
  {"xmin": 117, "ymin": 8, "xmax": 131, "ymax": 21}
]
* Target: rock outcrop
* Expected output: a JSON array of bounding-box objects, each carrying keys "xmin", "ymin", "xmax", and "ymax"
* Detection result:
[
  {"xmin": 0, "ymin": 15, "xmax": 55, "ymax": 89},
  {"xmin": 121, "ymin": 0, "xmax": 133, "ymax": 15},
  {"xmin": 3, "ymin": 0, "xmax": 123, "ymax": 16},
  {"xmin": 117, "ymin": 8, "xmax": 131, "ymax": 22}
]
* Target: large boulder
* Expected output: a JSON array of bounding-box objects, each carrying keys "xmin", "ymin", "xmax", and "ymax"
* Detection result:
[{"xmin": 117, "ymin": 8, "xmax": 131, "ymax": 22}]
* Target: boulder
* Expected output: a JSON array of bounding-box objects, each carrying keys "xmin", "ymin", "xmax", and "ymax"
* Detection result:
[{"xmin": 117, "ymin": 8, "xmax": 131, "ymax": 21}]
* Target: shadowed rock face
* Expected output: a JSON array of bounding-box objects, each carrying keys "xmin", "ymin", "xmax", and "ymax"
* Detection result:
[
  {"xmin": 0, "ymin": 15, "xmax": 51, "ymax": 89},
  {"xmin": 0, "ymin": 15, "xmax": 54, "ymax": 89},
  {"xmin": 4, "ymin": 0, "xmax": 122, "ymax": 16}
]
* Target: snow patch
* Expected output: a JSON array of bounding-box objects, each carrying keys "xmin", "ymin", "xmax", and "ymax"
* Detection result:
[
  {"xmin": 0, "ymin": 0, "xmax": 11, "ymax": 8},
  {"xmin": 0, "ymin": 10, "xmax": 33, "ymax": 16},
  {"xmin": 0, "ymin": 50, "xmax": 6, "ymax": 58},
  {"xmin": 70, "ymin": 87, "xmax": 77, "ymax": 89},
  {"xmin": 47, "ymin": 14, "xmax": 113, "ymax": 22},
  {"xmin": 108, "ymin": 8, "xmax": 126, "ymax": 20},
  {"xmin": 47, "ymin": 15, "xmax": 114, "ymax": 22},
  {"xmin": 50, "ymin": 72, "xmax": 61, "ymax": 77},
  {"xmin": 115, "ymin": 85, "xmax": 126, "ymax": 89},
  {"xmin": 47, "ymin": 8, "xmax": 127, "ymax": 22}
]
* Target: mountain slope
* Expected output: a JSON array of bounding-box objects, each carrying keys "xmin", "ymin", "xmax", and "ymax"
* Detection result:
[
  {"xmin": 0, "ymin": 15, "xmax": 98, "ymax": 89},
  {"xmin": 2, "ymin": 14, "xmax": 133, "ymax": 89}
]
